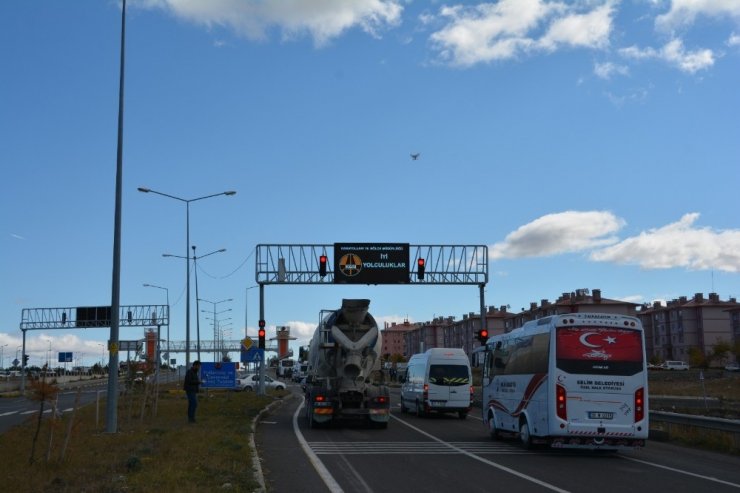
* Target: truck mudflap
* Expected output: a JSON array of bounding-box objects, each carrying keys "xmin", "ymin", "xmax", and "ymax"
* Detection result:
[{"xmin": 307, "ymin": 387, "xmax": 391, "ymax": 426}]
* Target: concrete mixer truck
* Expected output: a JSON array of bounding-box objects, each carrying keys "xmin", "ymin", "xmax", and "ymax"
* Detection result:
[{"xmin": 304, "ymin": 299, "xmax": 391, "ymax": 428}]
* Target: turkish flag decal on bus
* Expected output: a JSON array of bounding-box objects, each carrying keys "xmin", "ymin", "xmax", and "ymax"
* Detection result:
[{"xmin": 556, "ymin": 327, "xmax": 643, "ymax": 362}]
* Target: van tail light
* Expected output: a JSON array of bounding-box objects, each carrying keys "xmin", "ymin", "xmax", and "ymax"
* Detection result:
[
  {"xmin": 556, "ymin": 384, "xmax": 567, "ymax": 420},
  {"xmin": 423, "ymin": 383, "xmax": 429, "ymax": 403},
  {"xmin": 634, "ymin": 387, "xmax": 644, "ymax": 422}
]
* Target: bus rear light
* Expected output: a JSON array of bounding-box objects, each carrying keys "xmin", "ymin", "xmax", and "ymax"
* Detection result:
[
  {"xmin": 634, "ymin": 387, "xmax": 644, "ymax": 422},
  {"xmin": 556, "ymin": 384, "xmax": 567, "ymax": 420},
  {"xmin": 315, "ymin": 395, "xmax": 325, "ymax": 402}
]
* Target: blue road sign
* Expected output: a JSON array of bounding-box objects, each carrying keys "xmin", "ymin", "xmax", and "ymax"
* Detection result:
[
  {"xmin": 58, "ymin": 352, "xmax": 73, "ymax": 363},
  {"xmin": 200, "ymin": 362, "xmax": 236, "ymax": 389},
  {"xmin": 241, "ymin": 347, "xmax": 264, "ymax": 363}
]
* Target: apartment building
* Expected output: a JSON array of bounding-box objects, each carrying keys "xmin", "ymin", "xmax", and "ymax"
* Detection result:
[
  {"xmin": 637, "ymin": 292, "xmax": 739, "ymax": 363},
  {"xmin": 392, "ymin": 288, "xmax": 739, "ymax": 365}
]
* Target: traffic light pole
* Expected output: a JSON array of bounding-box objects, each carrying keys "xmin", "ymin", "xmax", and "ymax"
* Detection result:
[
  {"xmin": 20, "ymin": 329, "xmax": 27, "ymax": 393},
  {"xmin": 258, "ymin": 283, "xmax": 265, "ymax": 396},
  {"xmin": 479, "ymin": 283, "xmax": 486, "ymax": 341}
]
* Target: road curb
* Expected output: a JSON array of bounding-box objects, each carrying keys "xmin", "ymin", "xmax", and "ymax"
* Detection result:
[{"xmin": 250, "ymin": 393, "xmax": 297, "ymax": 492}]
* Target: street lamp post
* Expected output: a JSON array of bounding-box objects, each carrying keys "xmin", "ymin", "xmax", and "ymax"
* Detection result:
[
  {"xmin": 245, "ymin": 285, "xmax": 258, "ymax": 339},
  {"xmin": 98, "ymin": 343, "xmax": 105, "ymax": 374},
  {"xmin": 138, "ymin": 187, "xmax": 236, "ymax": 368},
  {"xmin": 1, "ymin": 344, "xmax": 7, "ymax": 370},
  {"xmin": 199, "ymin": 297, "xmax": 232, "ymax": 361},
  {"xmin": 143, "ymin": 283, "xmax": 170, "ymax": 367},
  {"xmin": 164, "ymin": 246, "xmax": 226, "ymax": 362}
]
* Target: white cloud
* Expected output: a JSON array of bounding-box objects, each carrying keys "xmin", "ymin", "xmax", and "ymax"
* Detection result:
[
  {"xmin": 620, "ymin": 38, "xmax": 715, "ymax": 73},
  {"xmin": 728, "ymin": 32, "xmax": 740, "ymax": 46},
  {"xmin": 489, "ymin": 211, "xmax": 625, "ymax": 260},
  {"xmin": 133, "ymin": 0, "xmax": 403, "ymax": 46},
  {"xmin": 590, "ymin": 213, "xmax": 740, "ymax": 273},
  {"xmin": 538, "ymin": 2, "xmax": 615, "ymax": 51},
  {"xmin": 428, "ymin": 0, "xmax": 616, "ymax": 67},
  {"xmin": 594, "ymin": 60, "xmax": 629, "ymax": 79},
  {"xmin": 10, "ymin": 233, "xmax": 26, "ymax": 240},
  {"xmin": 655, "ymin": 0, "xmax": 740, "ymax": 31}
]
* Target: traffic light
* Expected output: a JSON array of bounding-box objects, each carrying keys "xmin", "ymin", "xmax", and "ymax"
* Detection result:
[
  {"xmin": 23, "ymin": 354, "xmax": 29, "ymax": 366},
  {"xmin": 476, "ymin": 329, "xmax": 489, "ymax": 344},
  {"xmin": 258, "ymin": 319, "xmax": 266, "ymax": 349},
  {"xmin": 319, "ymin": 255, "xmax": 328, "ymax": 277},
  {"xmin": 417, "ymin": 258, "xmax": 426, "ymax": 280}
]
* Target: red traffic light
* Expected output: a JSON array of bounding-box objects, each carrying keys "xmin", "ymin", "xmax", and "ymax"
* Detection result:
[
  {"xmin": 319, "ymin": 254, "xmax": 328, "ymax": 277},
  {"xmin": 417, "ymin": 258, "xmax": 426, "ymax": 280},
  {"xmin": 258, "ymin": 327, "xmax": 266, "ymax": 349}
]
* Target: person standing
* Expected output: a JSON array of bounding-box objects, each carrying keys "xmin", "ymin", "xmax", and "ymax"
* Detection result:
[{"xmin": 183, "ymin": 360, "xmax": 202, "ymax": 423}]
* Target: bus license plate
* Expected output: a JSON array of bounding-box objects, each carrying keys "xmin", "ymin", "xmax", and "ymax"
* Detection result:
[{"xmin": 588, "ymin": 412, "xmax": 614, "ymax": 419}]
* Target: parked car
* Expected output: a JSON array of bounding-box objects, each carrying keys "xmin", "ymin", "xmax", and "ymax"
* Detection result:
[
  {"xmin": 661, "ymin": 360, "xmax": 690, "ymax": 371},
  {"xmin": 724, "ymin": 364, "xmax": 739, "ymax": 372},
  {"xmin": 237, "ymin": 373, "xmax": 286, "ymax": 392}
]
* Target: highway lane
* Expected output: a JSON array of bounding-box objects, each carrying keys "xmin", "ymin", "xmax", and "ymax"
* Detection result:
[
  {"xmin": 0, "ymin": 372, "xmax": 180, "ymax": 433},
  {"xmin": 257, "ymin": 385, "xmax": 740, "ymax": 493}
]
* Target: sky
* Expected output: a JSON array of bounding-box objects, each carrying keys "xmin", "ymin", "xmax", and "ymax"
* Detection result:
[{"xmin": 1, "ymin": 0, "xmax": 739, "ymax": 369}]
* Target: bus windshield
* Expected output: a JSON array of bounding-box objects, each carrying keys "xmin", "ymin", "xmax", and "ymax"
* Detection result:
[
  {"xmin": 429, "ymin": 364, "xmax": 469, "ymax": 386},
  {"xmin": 555, "ymin": 326, "xmax": 643, "ymax": 376}
]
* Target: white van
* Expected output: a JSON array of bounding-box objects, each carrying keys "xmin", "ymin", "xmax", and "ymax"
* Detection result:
[
  {"xmin": 276, "ymin": 359, "xmax": 295, "ymax": 378},
  {"xmin": 400, "ymin": 348, "xmax": 472, "ymax": 419},
  {"xmin": 662, "ymin": 360, "xmax": 690, "ymax": 370}
]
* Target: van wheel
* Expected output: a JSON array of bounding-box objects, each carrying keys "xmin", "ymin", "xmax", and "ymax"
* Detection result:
[
  {"xmin": 416, "ymin": 400, "xmax": 425, "ymax": 418},
  {"xmin": 458, "ymin": 411, "xmax": 467, "ymax": 419},
  {"xmin": 519, "ymin": 418, "xmax": 533, "ymax": 450},
  {"xmin": 400, "ymin": 398, "xmax": 408, "ymax": 414}
]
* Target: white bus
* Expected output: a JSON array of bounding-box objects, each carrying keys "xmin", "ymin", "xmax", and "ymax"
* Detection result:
[{"xmin": 480, "ymin": 312, "xmax": 648, "ymax": 450}]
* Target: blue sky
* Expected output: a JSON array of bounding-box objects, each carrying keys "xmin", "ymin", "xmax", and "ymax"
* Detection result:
[{"xmin": 2, "ymin": 0, "xmax": 739, "ymax": 368}]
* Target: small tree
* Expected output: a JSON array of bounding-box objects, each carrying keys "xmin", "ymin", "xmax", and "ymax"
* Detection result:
[
  {"xmin": 687, "ymin": 346, "xmax": 706, "ymax": 368},
  {"xmin": 709, "ymin": 339, "xmax": 732, "ymax": 367},
  {"xmin": 28, "ymin": 375, "xmax": 59, "ymax": 464}
]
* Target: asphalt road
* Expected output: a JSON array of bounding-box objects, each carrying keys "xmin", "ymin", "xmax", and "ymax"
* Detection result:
[{"xmin": 256, "ymin": 384, "xmax": 740, "ymax": 493}]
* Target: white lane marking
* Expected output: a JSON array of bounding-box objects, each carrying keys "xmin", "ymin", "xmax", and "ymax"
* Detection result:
[
  {"xmin": 21, "ymin": 410, "xmax": 37, "ymax": 415},
  {"xmin": 292, "ymin": 398, "xmax": 344, "ymax": 493},
  {"xmin": 391, "ymin": 414, "xmax": 571, "ymax": 493},
  {"xmin": 0, "ymin": 411, "xmax": 19, "ymax": 416},
  {"xmin": 623, "ymin": 456, "xmax": 740, "ymax": 489},
  {"xmin": 308, "ymin": 441, "xmax": 525, "ymax": 455}
]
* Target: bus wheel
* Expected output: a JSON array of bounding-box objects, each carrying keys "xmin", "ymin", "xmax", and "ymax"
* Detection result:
[
  {"xmin": 519, "ymin": 418, "xmax": 533, "ymax": 450},
  {"xmin": 488, "ymin": 412, "xmax": 501, "ymax": 440}
]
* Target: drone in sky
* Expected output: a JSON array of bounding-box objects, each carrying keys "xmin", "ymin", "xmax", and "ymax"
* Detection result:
[{"xmin": 410, "ymin": 153, "xmax": 420, "ymax": 160}]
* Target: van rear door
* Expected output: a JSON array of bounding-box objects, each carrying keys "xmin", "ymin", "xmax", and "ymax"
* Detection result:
[{"xmin": 428, "ymin": 364, "xmax": 470, "ymax": 408}]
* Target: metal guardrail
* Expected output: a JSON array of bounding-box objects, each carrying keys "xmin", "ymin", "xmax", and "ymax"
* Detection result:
[
  {"xmin": 650, "ymin": 410, "xmax": 740, "ymax": 434},
  {"xmin": 650, "ymin": 410, "xmax": 740, "ymax": 452}
]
